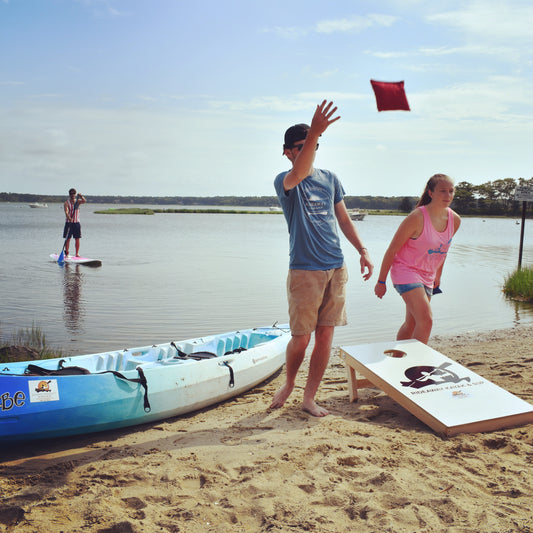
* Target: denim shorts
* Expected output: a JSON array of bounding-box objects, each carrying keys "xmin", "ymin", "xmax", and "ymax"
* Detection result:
[{"xmin": 394, "ymin": 282, "xmax": 433, "ymax": 298}]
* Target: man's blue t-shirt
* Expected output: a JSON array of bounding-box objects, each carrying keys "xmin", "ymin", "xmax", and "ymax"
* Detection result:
[{"xmin": 274, "ymin": 168, "xmax": 345, "ymax": 270}]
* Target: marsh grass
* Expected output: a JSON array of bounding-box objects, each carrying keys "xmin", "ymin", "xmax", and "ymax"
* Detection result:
[
  {"xmin": 94, "ymin": 207, "xmax": 155, "ymax": 215},
  {"xmin": 0, "ymin": 323, "xmax": 61, "ymax": 362},
  {"xmin": 503, "ymin": 267, "xmax": 533, "ymax": 302}
]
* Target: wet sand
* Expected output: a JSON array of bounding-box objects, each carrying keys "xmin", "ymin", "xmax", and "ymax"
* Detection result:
[{"xmin": 1, "ymin": 325, "xmax": 533, "ymax": 532}]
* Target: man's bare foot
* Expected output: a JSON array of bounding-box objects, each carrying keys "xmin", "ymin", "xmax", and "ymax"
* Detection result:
[
  {"xmin": 269, "ymin": 383, "xmax": 293, "ymax": 409},
  {"xmin": 302, "ymin": 400, "xmax": 329, "ymax": 417}
]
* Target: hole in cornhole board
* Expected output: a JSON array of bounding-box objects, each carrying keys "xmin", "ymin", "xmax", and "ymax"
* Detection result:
[{"xmin": 384, "ymin": 349, "xmax": 406, "ymax": 358}]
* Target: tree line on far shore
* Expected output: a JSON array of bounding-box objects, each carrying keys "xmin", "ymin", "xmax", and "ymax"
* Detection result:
[{"xmin": 1, "ymin": 176, "xmax": 532, "ymax": 217}]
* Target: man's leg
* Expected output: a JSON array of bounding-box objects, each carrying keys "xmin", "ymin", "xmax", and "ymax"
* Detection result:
[
  {"xmin": 302, "ymin": 325, "xmax": 334, "ymax": 417},
  {"xmin": 64, "ymin": 238, "xmax": 70, "ymax": 257},
  {"xmin": 270, "ymin": 333, "xmax": 310, "ymax": 409},
  {"xmin": 74, "ymin": 238, "xmax": 80, "ymax": 257}
]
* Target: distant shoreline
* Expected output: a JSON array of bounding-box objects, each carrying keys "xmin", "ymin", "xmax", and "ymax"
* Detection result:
[
  {"xmin": 92, "ymin": 207, "xmax": 410, "ymax": 216},
  {"xmin": 92, "ymin": 207, "xmax": 521, "ymax": 219},
  {"xmin": 0, "ymin": 193, "xmax": 426, "ymax": 214},
  {"xmin": 2, "ymin": 197, "xmax": 529, "ymax": 219},
  {"xmin": 94, "ymin": 207, "xmax": 284, "ymax": 215}
]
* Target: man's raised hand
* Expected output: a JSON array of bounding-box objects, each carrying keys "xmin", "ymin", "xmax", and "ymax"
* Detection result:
[{"xmin": 310, "ymin": 100, "xmax": 341, "ymax": 135}]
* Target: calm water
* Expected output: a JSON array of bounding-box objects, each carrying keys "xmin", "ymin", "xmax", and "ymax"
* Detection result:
[{"xmin": 1, "ymin": 202, "xmax": 532, "ymax": 355}]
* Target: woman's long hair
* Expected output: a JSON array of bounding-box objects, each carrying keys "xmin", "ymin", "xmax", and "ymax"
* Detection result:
[{"xmin": 416, "ymin": 174, "xmax": 454, "ymax": 207}]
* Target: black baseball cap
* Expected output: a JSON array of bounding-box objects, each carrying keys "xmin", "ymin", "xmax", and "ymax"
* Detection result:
[{"xmin": 283, "ymin": 123, "xmax": 310, "ymax": 150}]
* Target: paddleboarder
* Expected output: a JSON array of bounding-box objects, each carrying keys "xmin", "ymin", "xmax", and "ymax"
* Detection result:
[
  {"xmin": 271, "ymin": 100, "xmax": 374, "ymax": 417},
  {"xmin": 374, "ymin": 174, "xmax": 461, "ymax": 344},
  {"xmin": 63, "ymin": 188, "xmax": 86, "ymax": 258}
]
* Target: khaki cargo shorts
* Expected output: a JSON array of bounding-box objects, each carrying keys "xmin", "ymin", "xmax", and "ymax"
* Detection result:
[{"xmin": 287, "ymin": 265, "xmax": 348, "ymax": 336}]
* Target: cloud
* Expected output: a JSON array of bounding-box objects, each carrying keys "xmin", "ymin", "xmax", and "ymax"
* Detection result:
[
  {"xmin": 316, "ymin": 13, "xmax": 398, "ymax": 34},
  {"xmin": 418, "ymin": 45, "xmax": 515, "ymax": 57},
  {"xmin": 207, "ymin": 96, "xmax": 309, "ymax": 113},
  {"xmin": 300, "ymin": 66, "xmax": 339, "ymax": 79},
  {"xmin": 367, "ymin": 2, "xmax": 533, "ymax": 65},
  {"xmin": 265, "ymin": 13, "xmax": 398, "ymax": 39},
  {"xmin": 206, "ymin": 92, "xmax": 367, "ymax": 113},
  {"xmin": 263, "ymin": 26, "xmax": 308, "ymax": 39},
  {"xmin": 427, "ymin": 1, "xmax": 533, "ymax": 43},
  {"xmin": 368, "ymin": 44, "xmax": 517, "ymax": 60},
  {"xmin": 296, "ymin": 91, "xmax": 366, "ymax": 103},
  {"xmin": 74, "ymin": 0, "xmax": 127, "ymax": 18},
  {"xmin": 413, "ymin": 76, "xmax": 533, "ymax": 122}
]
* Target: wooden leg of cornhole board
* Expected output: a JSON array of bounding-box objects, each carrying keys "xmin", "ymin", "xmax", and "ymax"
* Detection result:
[{"xmin": 342, "ymin": 352, "xmax": 375, "ymax": 402}]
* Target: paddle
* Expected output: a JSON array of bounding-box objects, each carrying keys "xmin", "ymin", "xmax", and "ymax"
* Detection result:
[{"xmin": 57, "ymin": 233, "xmax": 70, "ymax": 264}]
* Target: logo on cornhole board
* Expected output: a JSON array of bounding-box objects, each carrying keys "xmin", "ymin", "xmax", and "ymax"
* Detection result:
[{"xmin": 401, "ymin": 362, "xmax": 471, "ymax": 389}]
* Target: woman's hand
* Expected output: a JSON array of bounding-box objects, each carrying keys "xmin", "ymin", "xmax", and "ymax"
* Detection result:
[{"xmin": 375, "ymin": 282, "xmax": 387, "ymax": 299}]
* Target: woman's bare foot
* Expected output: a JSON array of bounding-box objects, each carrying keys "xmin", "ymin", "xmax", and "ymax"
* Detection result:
[
  {"xmin": 302, "ymin": 400, "xmax": 329, "ymax": 417},
  {"xmin": 269, "ymin": 383, "xmax": 293, "ymax": 409}
]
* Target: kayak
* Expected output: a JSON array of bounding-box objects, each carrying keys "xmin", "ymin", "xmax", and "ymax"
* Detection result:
[{"xmin": 0, "ymin": 324, "xmax": 289, "ymax": 442}]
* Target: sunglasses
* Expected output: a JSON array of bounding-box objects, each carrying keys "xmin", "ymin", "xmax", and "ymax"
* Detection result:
[{"xmin": 292, "ymin": 143, "xmax": 319, "ymax": 152}]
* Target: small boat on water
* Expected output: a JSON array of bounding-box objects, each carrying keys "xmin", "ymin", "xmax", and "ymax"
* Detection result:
[
  {"xmin": 28, "ymin": 202, "xmax": 48, "ymax": 208},
  {"xmin": 0, "ymin": 324, "xmax": 290, "ymax": 442},
  {"xmin": 349, "ymin": 208, "xmax": 367, "ymax": 221}
]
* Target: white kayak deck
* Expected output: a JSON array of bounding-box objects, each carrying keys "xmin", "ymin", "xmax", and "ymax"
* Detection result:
[{"xmin": 340, "ymin": 339, "xmax": 533, "ymax": 437}]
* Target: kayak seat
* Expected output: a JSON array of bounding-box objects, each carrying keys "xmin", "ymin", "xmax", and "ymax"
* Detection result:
[
  {"xmin": 122, "ymin": 347, "xmax": 163, "ymax": 371},
  {"xmin": 105, "ymin": 352, "xmax": 124, "ymax": 372},
  {"xmin": 194, "ymin": 339, "xmax": 224, "ymax": 356},
  {"xmin": 225, "ymin": 337, "xmax": 234, "ymax": 354},
  {"xmin": 96, "ymin": 351, "xmax": 161, "ymax": 372},
  {"xmin": 248, "ymin": 332, "xmax": 272, "ymax": 349},
  {"xmin": 175, "ymin": 339, "xmax": 224, "ymax": 357},
  {"xmin": 229, "ymin": 333, "xmax": 250, "ymax": 352},
  {"xmin": 238, "ymin": 333, "xmax": 250, "ymax": 350},
  {"xmin": 96, "ymin": 353, "xmax": 114, "ymax": 372},
  {"xmin": 170, "ymin": 341, "xmax": 218, "ymax": 361}
]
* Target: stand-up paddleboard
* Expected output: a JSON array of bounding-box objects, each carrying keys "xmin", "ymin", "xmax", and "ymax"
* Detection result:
[
  {"xmin": 50, "ymin": 253, "xmax": 102, "ymax": 267},
  {"xmin": 340, "ymin": 339, "xmax": 533, "ymax": 437}
]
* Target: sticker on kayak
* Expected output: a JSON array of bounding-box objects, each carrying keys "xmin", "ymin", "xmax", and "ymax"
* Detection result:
[{"xmin": 29, "ymin": 379, "xmax": 60, "ymax": 402}]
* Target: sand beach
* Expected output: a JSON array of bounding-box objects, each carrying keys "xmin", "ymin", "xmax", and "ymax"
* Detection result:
[{"xmin": 1, "ymin": 324, "xmax": 533, "ymax": 532}]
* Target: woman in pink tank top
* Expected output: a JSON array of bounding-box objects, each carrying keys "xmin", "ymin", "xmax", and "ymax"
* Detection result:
[{"xmin": 374, "ymin": 174, "xmax": 461, "ymax": 344}]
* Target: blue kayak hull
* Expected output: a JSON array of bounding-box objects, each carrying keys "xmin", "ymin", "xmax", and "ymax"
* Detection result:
[{"xmin": 0, "ymin": 325, "xmax": 290, "ymax": 442}]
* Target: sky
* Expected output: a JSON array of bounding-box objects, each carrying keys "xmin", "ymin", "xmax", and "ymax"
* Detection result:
[{"xmin": 1, "ymin": 0, "xmax": 532, "ymax": 198}]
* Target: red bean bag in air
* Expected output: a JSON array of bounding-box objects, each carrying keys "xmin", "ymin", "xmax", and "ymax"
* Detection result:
[{"xmin": 370, "ymin": 80, "xmax": 410, "ymax": 112}]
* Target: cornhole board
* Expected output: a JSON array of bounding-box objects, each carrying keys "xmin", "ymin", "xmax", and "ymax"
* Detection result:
[{"xmin": 339, "ymin": 339, "xmax": 533, "ymax": 437}]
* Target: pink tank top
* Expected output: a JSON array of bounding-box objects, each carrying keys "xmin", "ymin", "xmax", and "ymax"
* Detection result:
[{"xmin": 390, "ymin": 206, "xmax": 454, "ymax": 287}]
